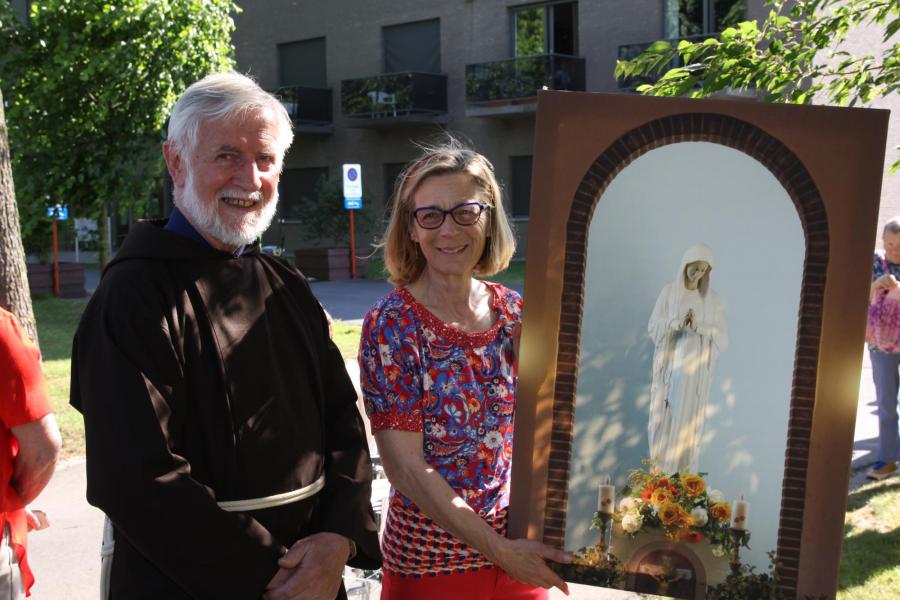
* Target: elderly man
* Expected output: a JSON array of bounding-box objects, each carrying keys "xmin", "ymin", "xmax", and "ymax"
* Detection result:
[{"xmin": 70, "ymin": 72, "xmax": 380, "ymax": 600}]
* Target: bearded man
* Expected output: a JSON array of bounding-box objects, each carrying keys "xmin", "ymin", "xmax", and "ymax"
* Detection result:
[{"xmin": 70, "ymin": 72, "xmax": 380, "ymax": 600}]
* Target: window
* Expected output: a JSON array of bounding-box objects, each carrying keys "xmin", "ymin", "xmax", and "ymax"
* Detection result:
[
  {"xmin": 673, "ymin": 0, "xmax": 746, "ymax": 37},
  {"xmin": 9, "ymin": 0, "xmax": 28, "ymax": 23},
  {"xmin": 510, "ymin": 156, "xmax": 533, "ymax": 218},
  {"xmin": 279, "ymin": 167, "xmax": 329, "ymax": 221},
  {"xmin": 383, "ymin": 18, "xmax": 441, "ymax": 73},
  {"xmin": 383, "ymin": 162, "xmax": 407, "ymax": 219},
  {"xmin": 278, "ymin": 37, "xmax": 327, "ymax": 88},
  {"xmin": 513, "ymin": 2, "xmax": 578, "ymax": 57}
]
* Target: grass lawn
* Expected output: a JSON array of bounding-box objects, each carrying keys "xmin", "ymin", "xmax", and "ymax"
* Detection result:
[
  {"xmin": 331, "ymin": 320, "xmax": 363, "ymax": 359},
  {"xmin": 837, "ymin": 478, "xmax": 900, "ymax": 599},
  {"xmin": 32, "ymin": 296, "xmax": 89, "ymax": 460}
]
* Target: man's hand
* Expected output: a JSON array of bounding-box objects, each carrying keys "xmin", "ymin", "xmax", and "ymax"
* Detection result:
[
  {"xmin": 263, "ymin": 532, "xmax": 352, "ymax": 600},
  {"xmin": 489, "ymin": 538, "xmax": 572, "ymax": 595}
]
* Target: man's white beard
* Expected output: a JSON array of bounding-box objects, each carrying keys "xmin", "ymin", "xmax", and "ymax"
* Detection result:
[{"xmin": 179, "ymin": 171, "xmax": 279, "ymax": 248}]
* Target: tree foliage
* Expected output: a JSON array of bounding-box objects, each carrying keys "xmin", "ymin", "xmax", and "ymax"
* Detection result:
[
  {"xmin": 288, "ymin": 175, "xmax": 377, "ymax": 248},
  {"xmin": 616, "ymin": 0, "xmax": 899, "ymax": 170},
  {"xmin": 0, "ymin": 0, "xmax": 239, "ymax": 262}
]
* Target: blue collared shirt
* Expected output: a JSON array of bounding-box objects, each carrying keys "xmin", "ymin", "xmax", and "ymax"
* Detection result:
[{"xmin": 164, "ymin": 207, "xmax": 246, "ymax": 257}]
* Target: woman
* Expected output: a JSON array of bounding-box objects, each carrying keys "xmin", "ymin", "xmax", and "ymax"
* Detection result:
[
  {"xmin": 359, "ymin": 139, "xmax": 570, "ymax": 600},
  {"xmin": 866, "ymin": 218, "xmax": 900, "ymax": 480},
  {"xmin": 647, "ymin": 243, "xmax": 728, "ymax": 474}
]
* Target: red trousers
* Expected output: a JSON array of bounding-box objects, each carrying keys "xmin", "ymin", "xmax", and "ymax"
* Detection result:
[{"xmin": 380, "ymin": 567, "xmax": 548, "ymax": 600}]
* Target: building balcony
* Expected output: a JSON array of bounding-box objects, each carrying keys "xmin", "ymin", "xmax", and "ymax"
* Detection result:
[
  {"xmin": 275, "ymin": 86, "xmax": 333, "ymax": 134},
  {"xmin": 465, "ymin": 54, "xmax": 586, "ymax": 118},
  {"xmin": 617, "ymin": 33, "xmax": 714, "ymax": 91},
  {"xmin": 340, "ymin": 72, "xmax": 448, "ymax": 128}
]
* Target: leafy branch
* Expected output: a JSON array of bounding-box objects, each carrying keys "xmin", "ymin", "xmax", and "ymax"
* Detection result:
[{"xmin": 615, "ymin": 0, "xmax": 899, "ymax": 172}]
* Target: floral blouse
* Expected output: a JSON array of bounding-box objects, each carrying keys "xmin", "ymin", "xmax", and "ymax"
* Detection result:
[
  {"xmin": 359, "ymin": 281, "xmax": 522, "ymax": 577},
  {"xmin": 871, "ymin": 252, "xmax": 900, "ymax": 354}
]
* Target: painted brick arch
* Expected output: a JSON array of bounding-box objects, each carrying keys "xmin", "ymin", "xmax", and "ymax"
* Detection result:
[{"xmin": 543, "ymin": 112, "xmax": 829, "ymax": 596}]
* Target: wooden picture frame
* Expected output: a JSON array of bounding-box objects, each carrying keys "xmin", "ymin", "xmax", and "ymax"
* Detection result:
[{"xmin": 508, "ymin": 91, "xmax": 889, "ymax": 598}]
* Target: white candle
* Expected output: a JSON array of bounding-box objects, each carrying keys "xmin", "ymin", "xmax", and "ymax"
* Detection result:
[
  {"xmin": 732, "ymin": 497, "xmax": 749, "ymax": 530},
  {"xmin": 598, "ymin": 478, "xmax": 615, "ymax": 514}
]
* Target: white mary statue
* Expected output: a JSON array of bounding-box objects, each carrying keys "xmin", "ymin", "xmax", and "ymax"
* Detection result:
[{"xmin": 648, "ymin": 243, "xmax": 728, "ymax": 474}]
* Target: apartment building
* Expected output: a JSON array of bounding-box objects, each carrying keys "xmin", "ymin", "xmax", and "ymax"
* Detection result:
[{"xmin": 233, "ymin": 0, "xmax": 767, "ymax": 255}]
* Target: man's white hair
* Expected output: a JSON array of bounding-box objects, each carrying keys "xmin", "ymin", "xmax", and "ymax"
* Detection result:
[{"xmin": 166, "ymin": 71, "xmax": 294, "ymax": 161}]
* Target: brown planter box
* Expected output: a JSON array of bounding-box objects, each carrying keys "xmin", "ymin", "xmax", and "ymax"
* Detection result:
[
  {"xmin": 294, "ymin": 247, "xmax": 367, "ymax": 281},
  {"xmin": 27, "ymin": 262, "xmax": 87, "ymax": 298},
  {"xmin": 27, "ymin": 263, "xmax": 53, "ymax": 296}
]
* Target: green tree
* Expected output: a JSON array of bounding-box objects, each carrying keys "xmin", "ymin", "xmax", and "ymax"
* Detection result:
[
  {"xmin": 0, "ymin": 86, "xmax": 38, "ymax": 344},
  {"xmin": 616, "ymin": 0, "xmax": 898, "ymax": 170},
  {"xmin": 0, "ymin": 0, "xmax": 239, "ymax": 266},
  {"xmin": 289, "ymin": 174, "xmax": 377, "ymax": 248}
]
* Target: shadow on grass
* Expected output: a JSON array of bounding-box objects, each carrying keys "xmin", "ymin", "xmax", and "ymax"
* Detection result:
[
  {"xmin": 845, "ymin": 479, "xmax": 900, "ymax": 512},
  {"xmin": 32, "ymin": 296, "xmax": 89, "ymax": 361},
  {"xmin": 838, "ymin": 526, "xmax": 900, "ymax": 590}
]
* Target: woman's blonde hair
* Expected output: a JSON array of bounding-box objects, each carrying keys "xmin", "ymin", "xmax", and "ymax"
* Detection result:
[{"xmin": 382, "ymin": 136, "xmax": 516, "ymax": 286}]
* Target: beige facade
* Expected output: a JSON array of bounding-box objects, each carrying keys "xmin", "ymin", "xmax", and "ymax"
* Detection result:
[
  {"xmin": 233, "ymin": 0, "xmax": 730, "ymax": 255},
  {"xmin": 230, "ymin": 0, "xmax": 798, "ymax": 256}
]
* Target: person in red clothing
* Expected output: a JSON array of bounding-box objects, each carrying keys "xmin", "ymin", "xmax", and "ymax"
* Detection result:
[{"xmin": 0, "ymin": 307, "xmax": 61, "ymax": 599}]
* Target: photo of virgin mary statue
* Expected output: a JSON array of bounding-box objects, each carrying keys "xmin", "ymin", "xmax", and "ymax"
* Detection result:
[{"xmin": 648, "ymin": 243, "xmax": 728, "ymax": 474}]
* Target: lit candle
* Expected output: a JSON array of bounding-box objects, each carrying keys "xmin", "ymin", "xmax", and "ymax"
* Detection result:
[
  {"xmin": 598, "ymin": 476, "xmax": 615, "ymax": 514},
  {"xmin": 732, "ymin": 496, "xmax": 749, "ymax": 530}
]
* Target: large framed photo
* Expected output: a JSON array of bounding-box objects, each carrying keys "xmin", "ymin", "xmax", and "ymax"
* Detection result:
[{"xmin": 508, "ymin": 92, "xmax": 889, "ymax": 599}]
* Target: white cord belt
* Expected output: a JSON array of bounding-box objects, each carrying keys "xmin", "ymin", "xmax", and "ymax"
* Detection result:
[{"xmin": 216, "ymin": 475, "xmax": 326, "ymax": 512}]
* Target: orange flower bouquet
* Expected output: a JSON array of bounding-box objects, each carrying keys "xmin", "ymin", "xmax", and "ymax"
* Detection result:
[{"xmin": 599, "ymin": 463, "xmax": 750, "ymax": 557}]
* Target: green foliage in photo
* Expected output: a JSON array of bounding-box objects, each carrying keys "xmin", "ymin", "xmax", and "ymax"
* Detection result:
[
  {"xmin": 616, "ymin": 0, "xmax": 899, "ymax": 171},
  {"xmin": 0, "ymin": 0, "xmax": 239, "ymax": 261},
  {"xmin": 291, "ymin": 174, "xmax": 377, "ymax": 248}
]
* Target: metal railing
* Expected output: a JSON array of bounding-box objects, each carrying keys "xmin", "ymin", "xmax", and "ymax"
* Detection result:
[
  {"xmin": 465, "ymin": 54, "xmax": 586, "ymax": 105},
  {"xmin": 340, "ymin": 72, "xmax": 447, "ymax": 119},
  {"xmin": 273, "ymin": 86, "xmax": 333, "ymax": 126}
]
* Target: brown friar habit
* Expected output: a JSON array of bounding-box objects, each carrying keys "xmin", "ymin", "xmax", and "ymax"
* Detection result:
[{"xmin": 70, "ymin": 220, "xmax": 381, "ymax": 600}]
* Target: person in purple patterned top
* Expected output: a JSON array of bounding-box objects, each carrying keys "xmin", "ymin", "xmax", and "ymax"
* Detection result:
[
  {"xmin": 868, "ymin": 217, "xmax": 900, "ymax": 480},
  {"xmin": 359, "ymin": 138, "xmax": 571, "ymax": 599}
]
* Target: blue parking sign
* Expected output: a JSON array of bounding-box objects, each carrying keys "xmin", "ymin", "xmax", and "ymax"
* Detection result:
[
  {"xmin": 47, "ymin": 204, "xmax": 69, "ymax": 220},
  {"xmin": 344, "ymin": 197, "xmax": 362, "ymax": 210}
]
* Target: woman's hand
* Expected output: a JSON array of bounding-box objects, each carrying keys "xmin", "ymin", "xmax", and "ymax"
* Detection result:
[
  {"xmin": 872, "ymin": 274, "xmax": 899, "ymax": 302},
  {"xmin": 685, "ymin": 309, "xmax": 697, "ymax": 331},
  {"xmin": 875, "ymin": 274, "xmax": 898, "ymax": 290},
  {"xmin": 25, "ymin": 508, "xmax": 49, "ymax": 531},
  {"xmin": 488, "ymin": 538, "xmax": 572, "ymax": 594}
]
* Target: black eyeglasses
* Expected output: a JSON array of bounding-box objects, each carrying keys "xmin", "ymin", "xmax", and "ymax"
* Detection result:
[{"xmin": 411, "ymin": 201, "xmax": 491, "ymax": 230}]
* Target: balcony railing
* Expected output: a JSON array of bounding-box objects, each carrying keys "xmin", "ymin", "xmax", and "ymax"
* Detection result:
[
  {"xmin": 340, "ymin": 72, "xmax": 447, "ymax": 122},
  {"xmin": 465, "ymin": 54, "xmax": 586, "ymax": 105},
  {"xmin": 617, "ymin": 33, "xmax": 716, "ymax": 90},
  {"xmin": 274, "ymin": 86, "xmax": 333, "ymax": 130}
]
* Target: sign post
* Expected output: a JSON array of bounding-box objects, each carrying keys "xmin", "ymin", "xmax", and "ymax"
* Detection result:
[
  {"xmin": 342, "ymin": 164, "xmax": 363, "ymax": 279},
  {"xmin": 46, "ymin": 204, "xmax": 68, "ymax": 297}
]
